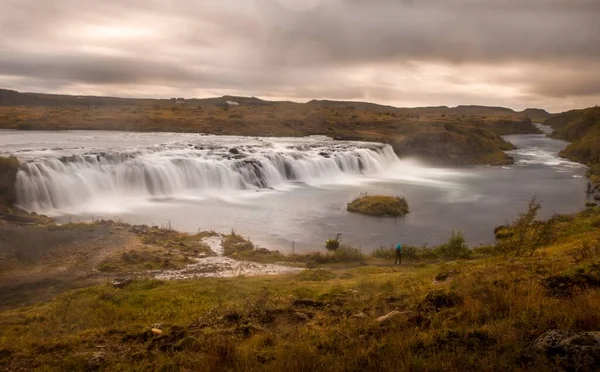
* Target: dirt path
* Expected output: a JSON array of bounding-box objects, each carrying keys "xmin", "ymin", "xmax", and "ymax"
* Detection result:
[{"xmin": 0, "ymin": 221, "xmax": 135, "ymax": 309}]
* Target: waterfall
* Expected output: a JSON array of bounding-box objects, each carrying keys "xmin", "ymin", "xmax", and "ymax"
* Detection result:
[{"xmin": 15, "ymin": 140, "xmax": 399, "ymax": 213}]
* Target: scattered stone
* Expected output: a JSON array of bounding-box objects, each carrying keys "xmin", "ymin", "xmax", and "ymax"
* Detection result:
[
  {"xmin": 533, "ymin": 330, "xmax": 600, "ymax": 371},
  {"xmin": 130, "ymin": 225, "xmax": 149, "ymax": 235},
  {"xmin": 111, "ymin": 277, "xmax": 132, "ymax": 289},
  {"xmin": 350, "ymin": 312, "xmax": 368, "ymax": 320},
  {"xmin": 294, "ymin": 312, "xmax": 309, "ymax": 321},
  {"xmin": 87, "ymin": 352, "xmax": 106, "ymax": 370},
  {"xmin": 151, "ymin": 328, "xmax": 163, "ymax": 336},
  {"xmin": 376, "ymin": 310, "xmax": 417, "ymax": 326}
]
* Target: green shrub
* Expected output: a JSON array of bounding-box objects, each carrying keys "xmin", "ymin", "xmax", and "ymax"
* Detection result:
[
  {"xmin": 297, "ymin": 246, "xmax": 365, "ymax": 265},
  {"xmin": 371, "ymin": 246, "xmax": 395, "ymax": 259},
  {"xmin": 371, "ymin": 245, "xmax": 436, "ymax": 260},
  {"xmin": 222, "ymin": 233, "xmax": 254, "ymax": 256},
  {"xmin": 495, "ymin": 197, "xmax": 554, "ymax": 257},
  {"xmin": 325, "ymin": 239, "xmax": 340, "ymax": 251},
  {"xmin": 346, "ymin": 195, "xmax": 409, "ymax": 216},
  {"xmin": 435, "ymin": 230, "xmax": 471, "ymax": 259}
]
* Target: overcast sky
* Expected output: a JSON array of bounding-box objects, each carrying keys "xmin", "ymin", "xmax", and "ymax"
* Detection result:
[{"xmin": 1, "ymin": 0, "xmax": 599, "ymax": 112}]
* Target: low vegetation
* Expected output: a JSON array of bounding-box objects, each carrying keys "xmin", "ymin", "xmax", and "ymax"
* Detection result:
[
  {"xmin": 1, "ymin": 205, "xmax": 600, "ymax": 371},
  {"xmin": 347, "ymin": 195, "xmax": 409, "ymax": 217},
  {"xmin": 546, "ymin": 106, "xmax": 600, "ymax": 187}
]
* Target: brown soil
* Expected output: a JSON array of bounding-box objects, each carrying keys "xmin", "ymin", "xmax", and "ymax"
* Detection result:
[{"xmin": 0, "ymin": 220, "xmax": 135, "ymax": 309}]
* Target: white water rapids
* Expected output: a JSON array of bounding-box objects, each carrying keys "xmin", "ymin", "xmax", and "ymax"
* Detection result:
[
  {"xmin": 0, "ymin": 127, "xmax": 589, "ymax": 250},
  {"xmin": 13, "ymin": 135, "xmax": 399, "ymax": 213}
]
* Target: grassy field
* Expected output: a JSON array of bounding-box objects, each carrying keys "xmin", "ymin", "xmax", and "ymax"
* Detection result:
[{"xmin": 1, "ymin": 201, "xmax": 600, "ymax": 371}]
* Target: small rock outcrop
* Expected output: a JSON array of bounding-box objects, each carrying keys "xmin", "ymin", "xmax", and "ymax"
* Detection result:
[
  {"xmin": 533, "ymin": 330, "xmax": 600, "ymax": 371},
  {"xmin": 376, "ymin": 310, "xmax": 417, "ymax": 326}
]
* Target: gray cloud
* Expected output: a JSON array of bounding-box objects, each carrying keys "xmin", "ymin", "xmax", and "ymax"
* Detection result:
[{"xmin": 0, "ymin": 0, "xmax": 599, "ymax": 111}]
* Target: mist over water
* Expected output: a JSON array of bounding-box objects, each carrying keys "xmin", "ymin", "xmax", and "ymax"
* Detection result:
[{"xmin": 0, "ymin": 126, "xmax": 588, "ymax": 252}]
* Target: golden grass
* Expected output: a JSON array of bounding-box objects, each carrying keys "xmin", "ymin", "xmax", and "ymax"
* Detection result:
[{"xmin": 1, "ymin": 208, "xmax": 599, "ymax": 371}]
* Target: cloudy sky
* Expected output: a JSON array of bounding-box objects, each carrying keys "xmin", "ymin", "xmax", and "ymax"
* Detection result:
[{"xmin": 1, "ymin": 0, "xmax": 599, "ymax": 112}]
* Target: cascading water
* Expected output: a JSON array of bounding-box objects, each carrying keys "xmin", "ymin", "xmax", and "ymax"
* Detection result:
[{"xmin": 15, "ymin": 138, "xmax": 399, "ymax": 213}]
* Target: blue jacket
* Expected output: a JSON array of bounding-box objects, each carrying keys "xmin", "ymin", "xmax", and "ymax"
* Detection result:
[{"xmin": 396, "ymin": 244, "xmax": 402, "ymax": 252}]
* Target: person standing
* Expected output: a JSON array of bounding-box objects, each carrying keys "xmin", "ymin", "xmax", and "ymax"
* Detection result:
[{"xmin": 395, "ymin": 243, "xmax": 402, "ymax": 265}]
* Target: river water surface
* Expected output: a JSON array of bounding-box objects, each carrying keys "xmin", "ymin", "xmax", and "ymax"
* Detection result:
[{"xmin": 0, "ymin": 124, "xmax": 588, "ymax": 252}]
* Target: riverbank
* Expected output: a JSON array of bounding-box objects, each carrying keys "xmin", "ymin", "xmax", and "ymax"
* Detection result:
[
  {"xmin": 545, "ymin": 107, "xmax": 600, "ymax": 188},
  {"xmin": 1, "ymin": 204, "xmax": 599, "ymax": 371}
]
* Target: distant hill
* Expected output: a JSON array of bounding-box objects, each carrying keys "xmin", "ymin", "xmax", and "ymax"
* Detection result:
[{"xmin": 0, "ymin": 88, "xmax": 549, "ymax": 119}]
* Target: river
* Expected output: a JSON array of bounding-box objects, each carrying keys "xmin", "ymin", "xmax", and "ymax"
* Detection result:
[{"xmin": 0, "ymin": 124, "xmax": 588, "ymax": 253}]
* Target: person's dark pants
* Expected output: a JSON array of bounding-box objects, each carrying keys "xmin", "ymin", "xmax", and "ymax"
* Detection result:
[{"xmin": 395, "ymin": 250, "xmax": 402, "ymax": 264}]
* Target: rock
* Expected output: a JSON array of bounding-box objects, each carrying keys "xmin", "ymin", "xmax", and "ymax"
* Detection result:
[
  {"xmin": 111, "ymin": 277, "xmax": 132, "ymax": 289},
  {"xmin": 533, "ymin": 330, "xmax": 600, "ymax": 370},
  {"xmin": 293, "ymin": 312, "xmax": 309, "ymax": 321},
  {"xmin": 376, "ymin": 310, "xmax": 417, "ymax": 326},
  {"xmin": 350, "ymin": 312, "xmax": 368, "ymax": 320},
  {"xmin": 87, "ymin": 352, "xmax": 106, "ymax": 370},
  {"xmin": 256, "ymin": 248, "xmax": 270, "ymax": 254},
  {"xmin": 151, "ymin": 328, "xmax": 163, "ymax": 336},
  {"xmin": 229, "ymin": 148, "xmax": 240, "ymax": 155}
]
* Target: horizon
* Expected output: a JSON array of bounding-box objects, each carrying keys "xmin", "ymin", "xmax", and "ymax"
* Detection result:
[
  {"xmin": 2, "ymin": 1, "xmax": 599, "ymax": 113},
  {"xmin": 3, "ymin": 87, "xmax": 560, "ymax": 113}
]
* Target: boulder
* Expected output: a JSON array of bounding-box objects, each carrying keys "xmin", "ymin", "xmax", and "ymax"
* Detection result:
[
  {"xmin": 229, "ymin": 148, "xmax": 240, "ymax": 155},
  {"xmin": 151, "ymin": 328, "xmax": 163, "ymax": 336},
  {"xmin": 376, "ymin": 310, "xmax": 417, "ymax": 326},
  {"xmin": 533, "ymin": 330, "xmax": 600, "ymax": 371}
]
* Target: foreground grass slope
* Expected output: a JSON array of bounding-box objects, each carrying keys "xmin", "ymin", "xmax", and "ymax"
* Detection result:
[
  {"xmin": 0, "ymin": 89, "xmax": 542, "ymax": 165},
  {"xmin": 1, "ymin": 206, "xmax": 599, "ymax": 371},
  {"xmin": 546, "ymin": 107, "xmax": 600, "ymax": 187}
]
